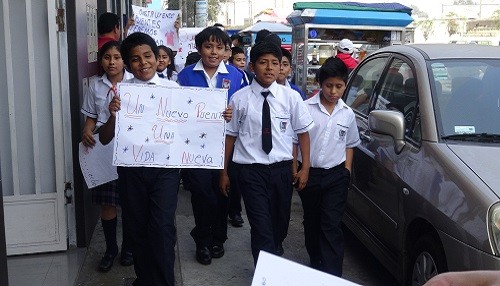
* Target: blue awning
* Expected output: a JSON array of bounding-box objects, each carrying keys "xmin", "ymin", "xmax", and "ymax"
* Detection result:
[{"xmin": 287, "ymin": 8, "xmax": 413, "ymax": 27}]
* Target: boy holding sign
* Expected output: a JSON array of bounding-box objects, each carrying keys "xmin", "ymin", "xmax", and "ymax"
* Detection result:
[
  {"xmin": 177, "ymin": 26, "xmax": 245, "ymax": 266},
  {"xmin": 99, "ymin": 32, "xmax": 179, "ymax": 286}
]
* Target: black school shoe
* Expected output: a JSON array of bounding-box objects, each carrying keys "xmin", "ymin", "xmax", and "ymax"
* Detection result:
[
  {"xmin": 210, "ymin": 244, "xmax": 225, "ymax": 258},
  {"xmin": 196, "ymin": 246, "xmax": 212, "ymax": 265},
  {"xmin": 98, "ymin": 253, "xmax": 116, "ymax": 272},
  {"xmin": 229, "ymin": 214, "xmax": 244, "ymax": 227},
  {"xmin": 120, "ymin": 251, "xmax": 134, "ymax": 266}
]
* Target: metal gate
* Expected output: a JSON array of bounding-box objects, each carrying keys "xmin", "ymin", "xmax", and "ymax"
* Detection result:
[{"xmin": 0, "ymin": 0, "xmax": 72, "ymax": 255}]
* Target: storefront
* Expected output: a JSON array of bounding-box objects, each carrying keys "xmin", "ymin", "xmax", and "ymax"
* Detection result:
[{"xmin": 287, "ymin": 2, "xmax": 413, "ymax": 97}]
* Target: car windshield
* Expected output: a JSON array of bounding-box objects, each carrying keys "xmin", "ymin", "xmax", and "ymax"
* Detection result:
[{"xmin": 430, "ymin": 59, "xmax": 500, "ymax": 140}]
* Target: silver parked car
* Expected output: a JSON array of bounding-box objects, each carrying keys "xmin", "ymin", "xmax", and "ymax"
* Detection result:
[{"xmin": 342, "ymin": 44, "xmax": 500, "ymax": 285}]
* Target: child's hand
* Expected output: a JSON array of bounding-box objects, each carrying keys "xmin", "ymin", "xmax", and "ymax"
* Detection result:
[
  {"xmin": 82, "ymin": 128, "xmax": 96, "ymax": 148},
  {"xmin": 219, "ymin": 172, "xmax": 231, "ymax": 197},
  {"xmin": 109, "ymin": 95, "xmax": 121, "ymax": 117},
  {"xmin": 293, "ymin": 169, "xmax": 309, "ymax": 191},
  {"xmin": 222, "ymin": 105, "xmax": 233, "ymax": 122}
]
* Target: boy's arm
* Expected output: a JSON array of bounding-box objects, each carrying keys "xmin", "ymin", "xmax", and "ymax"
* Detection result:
[
  {"xmin": 292, "ymin": 143, "xmax": 298, "ymax": 178},
  {"xmin": 295, "ymin": 132, "xmax": 311, "ymax": 191},
  {"xmin": 99, "ymin": 95, "xmax": 120, "ymax": 145},
  {"xmin": 82, "ymin": 117, "xmax": 97, "ymax": 147},
  {"xmin": 345, "ymin": 147, "xmax": 354, "ymax": 173},
  {"xmin": 219, "ymin": 135, "xmax": 237, "ymax": 197},
  {"xmin": 222, "ymin": 105, "xmax": 233, "ymax": 122}
]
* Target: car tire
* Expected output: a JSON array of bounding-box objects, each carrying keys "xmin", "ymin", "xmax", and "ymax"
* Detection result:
[{"xmin": 407, "ymin": 234, "xmax": 447, "ymax": 286}]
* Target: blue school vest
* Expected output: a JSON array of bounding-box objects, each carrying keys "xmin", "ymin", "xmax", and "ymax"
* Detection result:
[{"xmin": 177, "ymin": 64, "xmax": 246, "ymax": 101}]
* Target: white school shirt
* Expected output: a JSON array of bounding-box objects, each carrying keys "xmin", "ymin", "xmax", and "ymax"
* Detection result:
[
  {"xmin": 160, "ymin": 69, "xmax": 178, "ymax": 82},
  {"xmin": 298, "ymin": 92, "xmax": 360, "ymax": 168},
  {"xmin": 123, "ymin": 73, "xmax": 180, "ymax": 87},
  {"xmin": 227, "ymin": 80, "xmax": 314, "ymax": 165},
  {"xmin": 193, "ymin": 60, "xmax": 228, "ymax": 88},
  {"xmin": 80, "ymin": 71, "xmax": 134, "ymax": 127}
]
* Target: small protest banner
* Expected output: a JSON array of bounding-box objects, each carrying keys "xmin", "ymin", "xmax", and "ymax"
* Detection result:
[
  {"xmin": 79, "ymin": 134, "xmax": 118, "ymax": 188},
  {"xmin": 128, "ymin": 5, "xmax": 180, "ymax": 49},
  {"xmin": 252, "ymin": 251, "xmax": 360, "ymax": 286},
  {"xmin": 113, "ymin": 84, "xmax": 227, "ymax": 169},
  {"xmin": 175, "ymin": 27, "xmax": 203, "ymax": 72}
]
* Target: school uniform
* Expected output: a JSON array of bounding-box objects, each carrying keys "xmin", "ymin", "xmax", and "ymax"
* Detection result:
[
  {"xmin": 285, "ymin": 80, "xmax": 306, "ymax": 101},
  {"xmin": 117, "ymin": 74, "xmax": 180, "ymax": 286},
  {"xmin": 297, "ymin": 92, "xmax": 360, "ymax": 277},
  {"xmin": 81, "ymin": 71, "xmax": 133, "ymax": 205},
  {"xmin": 158, "ymin": 69, "xmax": 178, "ymax": 82},
  {"xmin": 177, "ymin": 60, "xmax": 245, "ymax": 262},
  {"xmin": 227, "ymin": 80, "xmax": 314, "ymax": 263}
]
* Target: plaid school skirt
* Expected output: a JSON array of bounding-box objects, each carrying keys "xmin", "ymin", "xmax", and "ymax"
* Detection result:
[{"xmin": 91, "ymin": 180, "xmax": 120, "ymax": 206}]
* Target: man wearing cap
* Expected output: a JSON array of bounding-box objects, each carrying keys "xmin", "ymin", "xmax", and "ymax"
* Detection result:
[{"xmin": 335, "ymin": 39, "xmax": 359, "ymax": 71}]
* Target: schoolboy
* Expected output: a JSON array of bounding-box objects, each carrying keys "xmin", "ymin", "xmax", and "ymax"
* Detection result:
[
  {"xmin": 295, "ymin": 57, "xmax": 360, "ymax": 276},
  {"xmin": 219, "ymin": 41, "xmax": 314, "ymax": 264},
  {"xmin": 177, "ymin": 26, "xmax": 245, "ymax": 265},
  {"xmin": 278, "ymin": 47, "xmax": 306, "ymax": 100},
  {"xmin": 99, "ymin": 32, "xmax": 180, "ymax": 286}
]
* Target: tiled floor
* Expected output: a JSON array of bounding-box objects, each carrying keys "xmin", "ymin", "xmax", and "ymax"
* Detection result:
[{"xmin": 7, "ymin": 247, "xmax": 86, "ymax": 286}]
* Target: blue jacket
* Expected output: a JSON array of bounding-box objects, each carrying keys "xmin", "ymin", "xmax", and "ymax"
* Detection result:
[
  {"xmin": 289, "ymin": 81, "xmax": 306, "ymax": 100},
  {"xmin": 177, "ymin": 63, "xmax": 246, "ymax": 101}
]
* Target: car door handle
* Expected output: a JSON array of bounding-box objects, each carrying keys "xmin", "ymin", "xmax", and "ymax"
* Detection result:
[{"xmin": 360, "ymin": 131, "xmax": 371, "ymax": 142}]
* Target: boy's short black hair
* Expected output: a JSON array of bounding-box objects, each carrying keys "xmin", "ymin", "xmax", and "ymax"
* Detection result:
[
  {"xmin": 229, "ymin": 46, "xmax": 245, "ymax": 64},
  {"xmin": 185, "ymin": 52, "xmax": 201, "ymax": 67},
  {"xmin": 230, "ymin": 34, "xmax": 243, "ymax": 43},
  {"xmin": 98, "ymin": 12, "xmax": 120, "ymax": 35},
  {"xmin": 120, "ymin": 32, "xmax": 159, "ymax": 69},
  {"xmin": 280, "ymin": 47, "xmax": 292, "ymax": 63},
  {"xmin": 265, "ymin": 34, "xmax": 282, "ymax": 48},
  {"xmin": 254, "ymin": 29, "xmax": 271, "ymax": 45},
  {"xmin": 317, "ymin": 57, "xmax": 348, "ymax": 85},
  {"xmin": 250, "ymin": 41, "xmax": 282, "ymax": 64},
  {"xmin": 195, "ymin": 26, "xmax": 231, "ymax": 49}
]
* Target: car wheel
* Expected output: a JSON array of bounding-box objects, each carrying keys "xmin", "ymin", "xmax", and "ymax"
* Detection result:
[{"xmin": 408, "ymin": 234, "xmax": 447, "ymax": 286}]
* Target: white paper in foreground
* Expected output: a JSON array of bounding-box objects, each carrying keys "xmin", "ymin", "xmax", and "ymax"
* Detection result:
[
  {"xmin": 79, "ymin": 134, "xmax": 118, "ymax": 188},
  {"xmin": 252, "ymin": 251, "xmax": 360, "ymax": 286}
]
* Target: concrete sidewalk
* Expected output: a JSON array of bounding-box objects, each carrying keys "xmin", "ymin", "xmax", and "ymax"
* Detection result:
[
  {"xmin": 74, "ymin": 184, "xmax": 308, "ymax": 286},
  {"xmin": 74, "ymin": 184, "xmax": 389, "ymax": 286}
]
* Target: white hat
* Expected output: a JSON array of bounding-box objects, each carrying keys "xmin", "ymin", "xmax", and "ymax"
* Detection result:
[{"xmin": 338, "ymin": 39, "xmax": 355, "ymax": 54}]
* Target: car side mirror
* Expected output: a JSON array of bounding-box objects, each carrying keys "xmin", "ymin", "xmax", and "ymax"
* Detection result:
[{"xmin": 368, "ymin": 110, "xmax": 406, "ymax": 154}]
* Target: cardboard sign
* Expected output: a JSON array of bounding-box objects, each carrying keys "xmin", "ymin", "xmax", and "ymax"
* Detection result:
[
  {"xmin": 113, "ymin": 84, "xmax": 227, "ymax": 169},
  {"xmin": 252, "ymin": 251, "xmax": 360, "ymax": 286},
  {"xmin": 79, "ymin": 134, "xmax": 118, "ymax": 188},
  {"xmin": 128, "ymin": 5, "xmax": 180, "ymax": 49}
]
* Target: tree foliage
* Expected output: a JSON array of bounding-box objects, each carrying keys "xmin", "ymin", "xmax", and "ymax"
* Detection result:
[
  {"xmin": 410, "ymin": 5, "xmax": 429, "ymax": 18},
  {"xmin": 492, "ymin": 9, "xmax": 500, "ymax": 29},
  {"xmin": 417, "ymin": 19, "xmax": 434, "ymax": 40},
  {"xmin": 166, "ymin": 0, "xmax": 220, "ymax": 27},
  {"xmin": 446, "ymin": 12, "xmax": 460, "ymax": 36}
]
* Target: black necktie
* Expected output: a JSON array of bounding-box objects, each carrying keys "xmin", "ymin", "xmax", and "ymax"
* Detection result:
[
  {"xmin": 261, "ymin": 91, "xmax": 272, "ymax": 154},
  {"xmin": 158, "ymin": 72, "xmax": 165, "ymax": 78}
]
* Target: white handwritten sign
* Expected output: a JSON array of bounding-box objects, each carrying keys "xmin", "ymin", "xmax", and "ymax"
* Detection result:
[
  {"xmin": 79, "ymin": 134, "xmax": 118, "ymax": 188},
  {"xmin": 128, "ymin": 5, "xmax": 180, "ymax": 49},
  {"xmin": 113, "ymin": 84, "xmax": 227, "ymax": 169},
  {"xmin": 174, "ymin": 27, "xmax": 203, "ymax": 72},
  {"xmin": 252, "ymin": 251, "xmax": 360, "ymax": 286}
]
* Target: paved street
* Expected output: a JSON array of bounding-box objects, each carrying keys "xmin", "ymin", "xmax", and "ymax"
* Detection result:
[{"xmin": 75, "ymin": 184, "xmax": 398, "ymax": 286}]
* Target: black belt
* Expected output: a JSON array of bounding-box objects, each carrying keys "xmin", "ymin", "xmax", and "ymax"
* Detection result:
[
  {"xmin": 237, "ymin": 160, "xmax": 292, "ymax": 169},
  {"xmin": 309, "ymin": 162, "xmax": 345, "ymax": 173}
]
